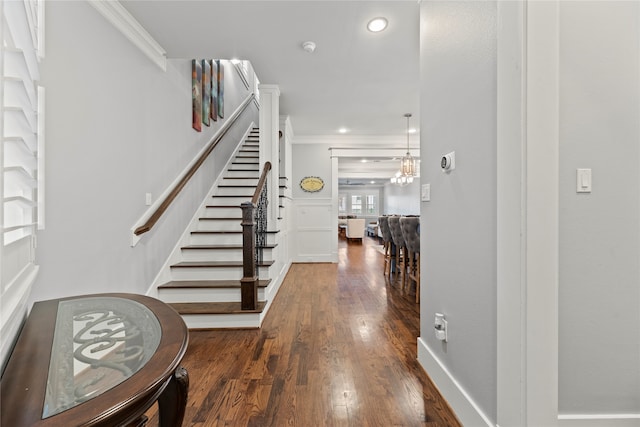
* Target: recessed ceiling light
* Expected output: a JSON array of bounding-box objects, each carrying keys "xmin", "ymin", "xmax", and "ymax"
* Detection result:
[
  {"xmin": 408, "ymin": 128, "xmax": 417, "ymax": 134},
  {"xmin": 367, "ymin": 17, "xmax": 388, "ymax": 33},
  {"xmin": 370, "ymin": 180, "xmax": 375, "ymax": 184},
  {"xmin": 338, "ymin": 127, "xmax": 348, "ymax": 134},
  {"xmin": 230, "ymin": 58, "xmax": 241, "ymax": 65}
]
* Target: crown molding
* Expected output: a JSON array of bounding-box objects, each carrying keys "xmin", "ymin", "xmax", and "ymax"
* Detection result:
[{"xmin": 87, "ymin": 0, "xmax": 167, "ymax": 71}]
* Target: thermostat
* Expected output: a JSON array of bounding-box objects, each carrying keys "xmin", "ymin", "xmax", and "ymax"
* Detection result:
[{"xmin": 441, "ymin": 151, "xmax": 455, "ymax": 172}]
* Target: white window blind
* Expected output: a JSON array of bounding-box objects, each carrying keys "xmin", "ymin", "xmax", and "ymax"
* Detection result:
[
  {"xmin": 1, "ymin": 0, "xmax": 43, "ymax": 368},
  {"xmin": 3, "ymin": 0, "xmax": 42, "ymax": 245}
]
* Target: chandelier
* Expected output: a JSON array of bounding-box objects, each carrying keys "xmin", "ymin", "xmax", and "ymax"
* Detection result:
[
  {"xmin": 390, "ymin": 171, "xmax": 414, "ymax": 186},
  {"xmin": 390, "ymin": 113, "xmax": 417, "ymax": 185},
  {"xmin": 400, "ymin": 113, "xmax": 416, "ymax": 177}
]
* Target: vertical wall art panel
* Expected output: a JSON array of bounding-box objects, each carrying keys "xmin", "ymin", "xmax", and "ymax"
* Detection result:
[
  {"xmin": 217, "ymin": 59, "xmax": 224, "ymax": 118},
  {"xmin": 191, "ymin": 59, "xmax": 202, "ymax": 132},
  {"xmin": 210, "ymin": 59, "xmax": 218, "ymax": 121},
  {"xmin": 201, "ymin": 59, "xmax": 211, "ymax": 127}
]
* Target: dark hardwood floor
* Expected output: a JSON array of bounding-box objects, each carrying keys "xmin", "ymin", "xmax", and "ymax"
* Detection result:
[{"xmin": 147, "ymin": 235, "xmax": 461, "ymax": 426}]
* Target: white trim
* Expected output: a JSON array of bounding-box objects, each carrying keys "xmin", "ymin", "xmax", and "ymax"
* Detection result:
[
  {"xmin": 331, "ymin": 154, "xmax": 339, "ymax": 262},
  {"xmin": 233, "ymin": 62, "xmax": 250, "ymax": 90},
  {"xmin": 87, "ymin": 0, "xmax": 167, "ymax": 71},
  {"xmin": 329, "ymin": 148, "xmax": 417, "ymax": 159},
  {"xmin": 525, "ymin": 0, "xmax": 559, "ymax": 424},
  {"xmin": 297, "ymin": 134, "xmax": 413, "ymax": 147},
  {"xmin": 37, "ymin": 85, "xmax": 45, "ymax": 230},
  {"xmin": 417, "ymin": 338, "xmax": 494, "ymax": 427},
  {"xmin": 258, "ymin": 260, "xmax": 291, "ymax": 324},
  {"xmin": 558, "ymin": 415, "xmax": 640, "ymax": 427},
  {"xmin": 496, "ymin": 1, "xmax": 526, "ymax": 425}
]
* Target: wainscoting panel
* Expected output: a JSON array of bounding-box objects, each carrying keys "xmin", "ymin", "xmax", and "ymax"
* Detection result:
[{"xmin": 292, "ymin": 199, "xmax": 336, "ymax": 263}]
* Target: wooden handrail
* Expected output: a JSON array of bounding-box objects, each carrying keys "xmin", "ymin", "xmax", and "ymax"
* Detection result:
[
  {"xmin": 134, "ymin": 93, "xmax": 255, "ymax": 236},
  {"xmin": 252, "ymin": 161, "xmax": 272, "ymax": 205}
]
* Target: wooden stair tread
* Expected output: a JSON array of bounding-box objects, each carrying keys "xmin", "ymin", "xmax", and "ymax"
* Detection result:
[
  {"xmin": 191, "ymin": 230, "xmax": 242, "ymax": 235},
  {"xmin": 169, "ymin": 301, "xmax": 266, "ymax": 315},
  {"xmin": 171, "ymin": 260, "xmax": 275, "ymax": 268},
  {"xmin": 198, "ymin": 217, "xmax": 242, "ymax": 221},
  {"xmin": 191, "ymin": 230, "xmax": 279, "ymax": 235},
  {"xmin": 159, "ymin": 279, "xmax": 270, "ymax": 289},
  {"xmin": 182, "ymin": 244, "xmax": 276, "ymax": 249}
]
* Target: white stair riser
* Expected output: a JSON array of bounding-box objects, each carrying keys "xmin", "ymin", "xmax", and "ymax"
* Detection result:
[
  {"xmin": 181, "ymin": 248, "xmax": 274, "ymax": 262},
  {"xmin": 235, "ymin": 157, "xmax": 259, "ymax": 162},
  {"xmin": 158, "ymin": 287, "xmax": 266, "ymax": 303},
  {"xmin": 170, "ymin": 265, "xmax": 274, "ymax": 281},
  {"xmin": 222, "ymin": 178, "xmax": 259, "ymax": 186},
  {"xmin": 209, "ymin": 197, "xmax": 251, "ymax": 206},
  {"xmin": 181, "ymin": 313, "xmax": 261, "ymax": 329},
  {"xmin": 225, "ymin": 170, "xmax": 259, "ymax": 178},
  {"xmin": 203, "ymin": 207, "xmax": 243, "ymax": 217},
  {"xmin": 197, "ymin": 220, "xmax": 242, "ymax": 232},
  {"xmin": 189, "ymin": 233, "xmax": 277, "ymax": 246},
  {"xmin": 215, "ymin": 187, "xmax": 255, "ymax": 196},
  {"xmin": 190, "ymin": 233, "xmax": 243, "ymax": 245}
]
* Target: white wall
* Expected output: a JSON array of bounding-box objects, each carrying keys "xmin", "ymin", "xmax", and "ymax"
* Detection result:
[
  {"xmin": 558, "ymin": 1, "xmax": 640, "ymax": 416},
  {"xmin": 338, "ymin": 184, "xmax": 384, "ymax": 221},
  {"xmin": 383, "ymin": 180, "xmax": 420, "ymax": 215},
  {"xmin": 31, "ymin": 1, "xmax": 257, "ymax": 303},
  {"xmin": 418, "ymin": 1, "xmax": 498, "ymax": 424}
]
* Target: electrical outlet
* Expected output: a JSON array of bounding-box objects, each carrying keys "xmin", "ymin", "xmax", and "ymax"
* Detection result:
[{"xmin": 434, "ymin": 313, "xmax": 448, "ymax": 342}]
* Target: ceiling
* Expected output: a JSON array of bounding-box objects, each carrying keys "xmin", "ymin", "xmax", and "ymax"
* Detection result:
[{"xmin": 120, "ymin": 0, "xmax": 421, "ymax": 182}]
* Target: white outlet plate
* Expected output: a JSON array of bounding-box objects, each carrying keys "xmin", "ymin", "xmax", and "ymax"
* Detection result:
[{"xmin": 421, "ymin": 184, "xmax": 431, "ymax": 202}]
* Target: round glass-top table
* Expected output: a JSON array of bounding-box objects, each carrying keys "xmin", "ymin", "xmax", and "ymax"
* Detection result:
[{"xmin": 1, "ymin": 293, "xmax": 189, "ymax": 427}]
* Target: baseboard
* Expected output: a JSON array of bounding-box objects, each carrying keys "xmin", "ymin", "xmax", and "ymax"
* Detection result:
[
  {"xmin": 558, "ymin": 414, "xmax": 640, "ymax": 427},
  {"xmin": 259, "ymin": 260, "xmax": 292, "ymax": 325},
  {"xmin": 417, "ymin": 337, "xmax": 495, "ymax": 427},
  {"xmin": 293, "ymin": 254, "xmax": 336, "ymax": 263}
]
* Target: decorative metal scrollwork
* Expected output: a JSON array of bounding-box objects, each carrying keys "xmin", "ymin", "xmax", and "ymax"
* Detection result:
[{"xmin": 254, "ymin": 176, "xmax": 268, "ymax": 269}]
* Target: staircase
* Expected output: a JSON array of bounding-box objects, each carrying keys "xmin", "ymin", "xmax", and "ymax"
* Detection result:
[{"xmin": 156, "ymin": 128, "xmax": 281, "ymax": 329}]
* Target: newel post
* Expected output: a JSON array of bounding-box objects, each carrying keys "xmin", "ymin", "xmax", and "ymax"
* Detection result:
[{"xmin": 240, "ymin": 201, "xmax": 258, "ymax": 310}]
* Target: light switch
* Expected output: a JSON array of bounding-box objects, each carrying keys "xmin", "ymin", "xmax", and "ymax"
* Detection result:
[
  {"xmin": 576, "ymin": 169, "xmax": 592, "ymax": 193},
  {"xmin": 421, "ymin": 183, "xmax": 431, "ymax": 202}
]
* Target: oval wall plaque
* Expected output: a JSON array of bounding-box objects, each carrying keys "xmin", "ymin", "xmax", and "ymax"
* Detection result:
[{"xmin": 300, "ymin": 176, "xmax": 324, "ymax": 192}]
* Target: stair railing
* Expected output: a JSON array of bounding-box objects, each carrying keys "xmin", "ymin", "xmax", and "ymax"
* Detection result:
[
  {"xmin": 240, "ymin": 161, "xmax": 272, "ymax": 310},
  {"xmin": 134, "ymin": 93, "xmax": 255, "ymax": 237}
]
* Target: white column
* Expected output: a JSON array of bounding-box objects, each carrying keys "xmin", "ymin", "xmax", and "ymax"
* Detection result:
[
  {"xmin": 497, "ymin": 1, "xmax": 526, "ymax": 425},
  {"xmin": 525, "ymin": 0, "xmax": 559, "ymax": 425},
  {"xmin": 258, "ymin": 84, "xmax": 280, "ymax": 227}
]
